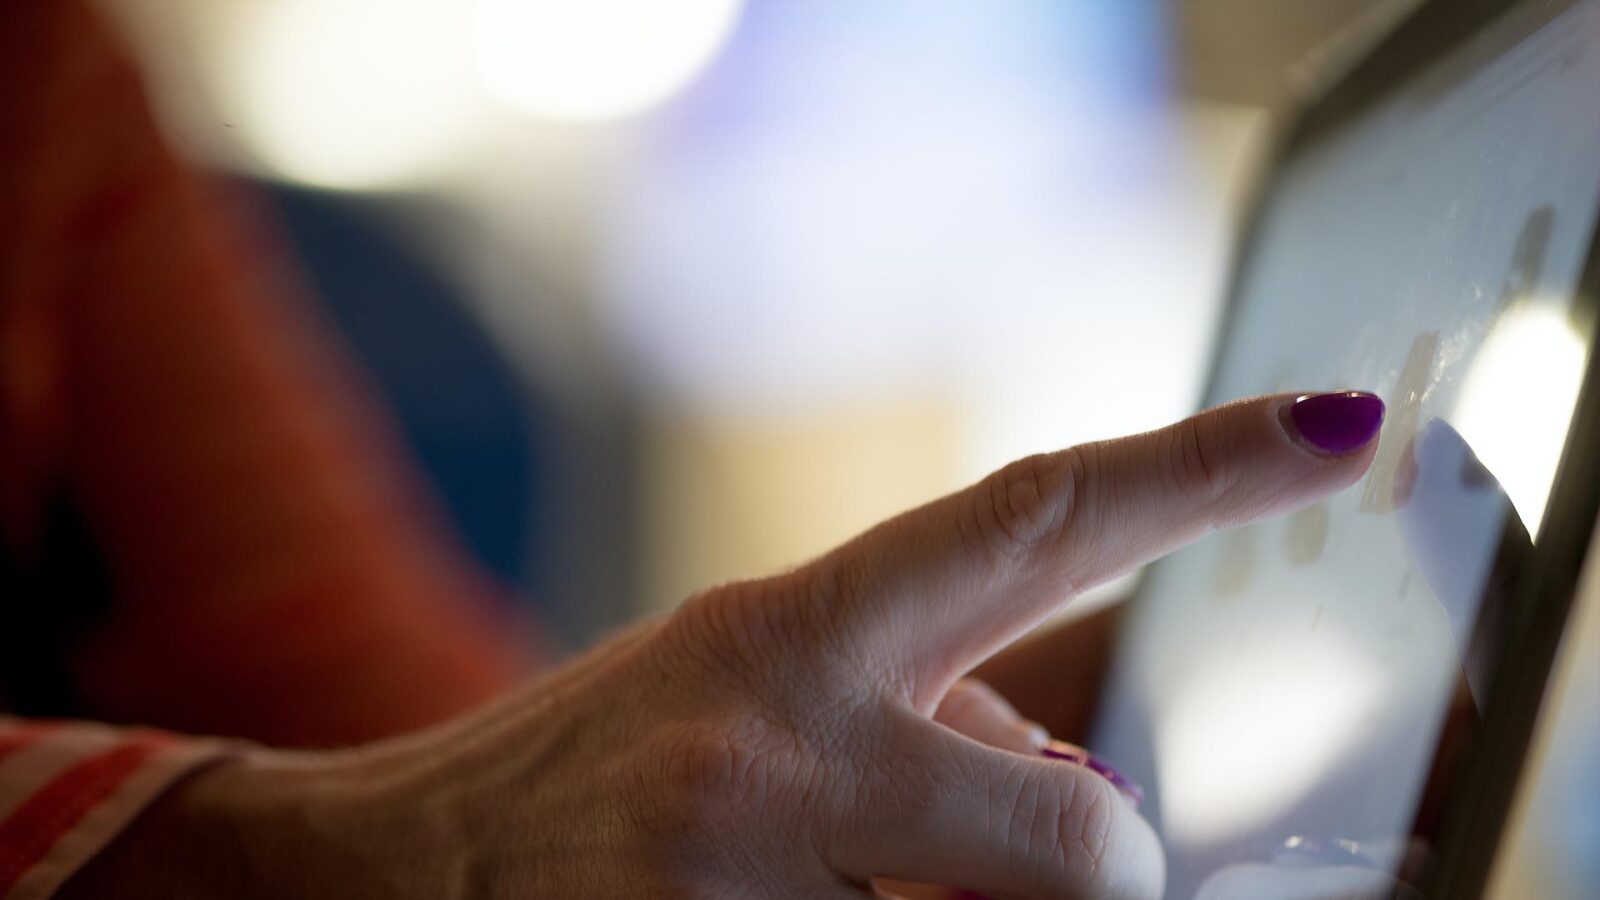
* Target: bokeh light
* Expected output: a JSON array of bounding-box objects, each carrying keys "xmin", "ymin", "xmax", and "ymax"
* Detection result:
[
  {"xmin": 474, "ymin": 0, "xmax": 744, "ymax": 122},
  {"xmin": 1453, "ymin": 302, "xmax": 1589, "ymax": 536},
  {"xmin": 1156, "ymin": 635, "xmax": 1383, "ymax": 846},
  {"xmin": 599, "ymin": 1, "xmax": 1217, "ymax": 459},
  {"xmin": 203, "ymin": 0, "xmax": 484, "ymax": 190}
]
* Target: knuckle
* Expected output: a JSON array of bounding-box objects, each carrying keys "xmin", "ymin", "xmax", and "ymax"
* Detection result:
[
  {"xmin": 643, "ymin": 723, "xmax": 775, "ymax": 828},
  {"xmin": 671, "ymin": 571, "xmax": 868, "ymax": 702},
  {"xmin": 626, "ymin": 720, "xmax": 823, "ymax": 898},
  {"xmin": 667, "ymin": 729, "xmax": 758, "ymax": 808},
  {"xmin": 668, "ymin": 580, "xmax": 786, "ymax": 681},
  {"xmin": 796, "ymin": 549, "xmax": 879, "ymax": 674},
  {"xmin": 967, "ymin": 451, "xmax": 1081, "ymax": 561},
  {"xmin": 1170, "ymin": 415, "xmax": 1228, "ymax": 501}
]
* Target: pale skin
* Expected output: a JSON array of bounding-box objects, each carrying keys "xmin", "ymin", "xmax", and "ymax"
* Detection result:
[{"xmin": 62, "ymin": 392, "xmax": 1380, "ymax": 898}]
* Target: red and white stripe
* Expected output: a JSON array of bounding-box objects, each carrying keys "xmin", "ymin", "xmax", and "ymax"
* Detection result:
[{"xmin": 0, "ymin": 719, "xmax": 223, "ymax": 900}]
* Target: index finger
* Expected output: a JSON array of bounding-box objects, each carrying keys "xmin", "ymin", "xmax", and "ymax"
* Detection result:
[{"xmin": 803, "ymin": 391, "xmax": 1384, "ymax": 707}]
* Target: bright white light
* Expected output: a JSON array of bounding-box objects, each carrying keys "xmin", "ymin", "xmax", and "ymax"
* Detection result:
[
  {"xmin": 1156, "ymin": 637, "xmax": 1382, "ymax": 846},
  {"xmin": 474, "ymin": 0, "xmax": 743, "ymax": 121},
  {"xmin": 208, "ymin": 0, "xmax": 483, "ymax": 190},
  {"xmin": 1453, "ymin": 303, "xmax": 1589, "ymax": 536}
]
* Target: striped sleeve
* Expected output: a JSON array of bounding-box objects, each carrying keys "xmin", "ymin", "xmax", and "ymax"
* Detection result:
[{"xmin": 0, "ymin": 719, "xmax": 225, "ymax": 900}]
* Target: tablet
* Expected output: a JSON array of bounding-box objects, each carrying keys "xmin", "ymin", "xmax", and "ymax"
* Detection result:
[{"xmin": 1088, "ymin": 1, "xmax": 1600, "ymax": 897}]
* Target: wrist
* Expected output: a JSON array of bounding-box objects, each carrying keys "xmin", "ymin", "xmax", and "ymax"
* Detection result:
[{"xmin": 59, "ymin": 749, "xmax": 358, "ymax": 900}]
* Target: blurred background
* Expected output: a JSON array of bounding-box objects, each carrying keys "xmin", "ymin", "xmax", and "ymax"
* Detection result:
[
  {"xmin": 90, "ymin": 1, "xmax": 1592, "ymax": 896},
  {"xmin": 99, "ymin": 0, "xmax": 1421, "ymax": 641}
]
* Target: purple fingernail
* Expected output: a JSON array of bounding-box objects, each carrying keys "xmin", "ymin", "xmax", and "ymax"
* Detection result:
[
  {"xmin": 1084, "ymin": 754, "xmax": 1145, "ymax": 807},
  {"xmin": 1040, "ymin": 739, "xmax": 1089, "ymax": 765},
  {"xmin": 1286, "ymin": 391, "xmax": 1385, "ymax": 456},
  {"xmin": 1040, "ymin": 741, "xmax": 1144, "ymax": 807}
]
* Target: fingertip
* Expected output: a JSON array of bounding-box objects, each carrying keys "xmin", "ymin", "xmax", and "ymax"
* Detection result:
[
  {"xmin": 1100, "ymin": 777, "xmax": 1166, "ymax": 900},
  {"xmin": 1195, "ymin": 391, "xmax": 1381, "ymax": 531},
  {"xmin": 1281, "ymin": 391, "xmax": 1385, "ymax": 457},
  {"xmin": 1051, "ymin": 762, "xmax": 1163, "ymax": 899}
]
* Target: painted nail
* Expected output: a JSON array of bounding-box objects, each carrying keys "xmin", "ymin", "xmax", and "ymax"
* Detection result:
[
  {"xmin": 1286, "ymin": 391, "xmax": 1385, "ymax": 456},
  {"xmin": 1041, "ymin": 739, "xmax": 1089, "ymax": 765},
  {"xmin": 1084, "ymin": 754, "xmax": 1146, "ymax": 807},
  {"xmin": 1041, "ymin": 740, "xmax": 1145, "ymax": 807}
]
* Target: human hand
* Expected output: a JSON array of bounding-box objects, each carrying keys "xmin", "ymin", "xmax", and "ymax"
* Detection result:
[{"xmin": 69, "ymin": 391, "xmax": 1382, "ymax": 899}]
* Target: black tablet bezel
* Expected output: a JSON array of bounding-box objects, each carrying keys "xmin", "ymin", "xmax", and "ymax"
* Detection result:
[{"xmin": 1170, "ymin": 0, "xmax": 1600, "ymax": 896}]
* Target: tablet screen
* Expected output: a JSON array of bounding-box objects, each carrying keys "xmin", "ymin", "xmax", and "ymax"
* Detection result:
[{"xmin": 1090, "ymin": 2, "xmax": 1600, "ymax": 896}]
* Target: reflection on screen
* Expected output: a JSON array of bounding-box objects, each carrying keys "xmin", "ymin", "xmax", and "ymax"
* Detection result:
[{"xmin": 1091, "ymin": 3, "xmax": 1600, "ymax": 896}]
